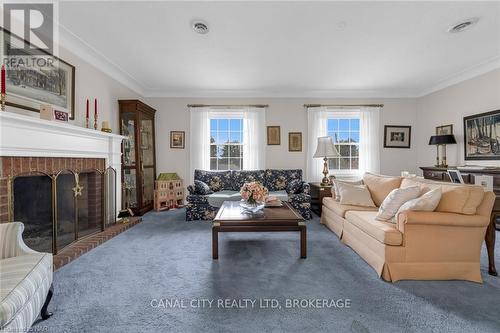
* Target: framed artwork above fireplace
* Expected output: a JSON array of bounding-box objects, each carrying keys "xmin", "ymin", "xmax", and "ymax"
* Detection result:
[{"xmin": 2, "ymin": 29, "xmax": 76, "ymax": 119}]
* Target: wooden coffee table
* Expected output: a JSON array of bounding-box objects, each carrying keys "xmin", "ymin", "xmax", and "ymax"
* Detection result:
[{"xmin": 212, "ymin": 201, "xmax": 306, "ymax": 259}]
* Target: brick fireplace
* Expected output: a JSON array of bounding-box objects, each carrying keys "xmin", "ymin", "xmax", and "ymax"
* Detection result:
[
  {"xmin": 0, "ymin": 112, "xmax": 128, "ymax": 262},
  {"xmin": 0, "ymin": 156, "xmax": 115, "ymax": 254}
]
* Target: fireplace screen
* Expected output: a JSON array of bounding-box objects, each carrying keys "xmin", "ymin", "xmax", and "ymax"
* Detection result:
[
  {"xmin": 13, "ymin": 173, "xmax": 53, "ymax": 253},
  {"xmin": 11, "ymin": 167, "xmax": 116, "ymax": 254}
]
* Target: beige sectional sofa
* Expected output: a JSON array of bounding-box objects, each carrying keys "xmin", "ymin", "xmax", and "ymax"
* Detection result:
[{"xmin": 321, "ymin": 173, "xmax": 495, "ymax": 283}]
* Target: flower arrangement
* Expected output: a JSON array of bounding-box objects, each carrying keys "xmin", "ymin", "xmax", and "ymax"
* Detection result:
[{"xmin": 240, "ymin": 181, "xmax": 269, "ymax": 204}]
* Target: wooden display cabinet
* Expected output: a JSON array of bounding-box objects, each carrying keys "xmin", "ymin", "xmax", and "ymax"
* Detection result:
[{"xmin": 119, "ymin": 100, "xmax": 157, "ymax": 215}]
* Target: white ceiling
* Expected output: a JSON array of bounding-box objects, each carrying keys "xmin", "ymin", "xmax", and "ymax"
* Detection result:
[{"xmin": 58, "ymin": 1, "xmax": 500, "ymax": 97}]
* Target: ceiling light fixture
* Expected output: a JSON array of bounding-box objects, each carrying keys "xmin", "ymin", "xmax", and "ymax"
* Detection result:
[
  {"xmin": 192, "ymin": 20, "xmax": 209, "ymax": 35},
  {"xmin": 448, "ymin": 18, "xmax": 479, "ymax": 33}
]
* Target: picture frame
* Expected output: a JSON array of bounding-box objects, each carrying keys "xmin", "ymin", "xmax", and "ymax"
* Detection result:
[
  {"xmin": 463, "ymin": 109, "xmax": 500, "ymax": 160},
  {"xmin": 2, "ymin": 28, "xmax": 76, "ymax": 120},
  {"xmin": 288, "ymin": 132, "xmax": 302, "ymax": 152},
  {"xmin": 267, "ymin": 126, "xmax": 281, "ymax": 145},
  {"xmin": 436, "ymin": 124, "xmax": 453, "ymax": 135},
  {"xmin": 170, "ymin": 131, "xmax": 185, "ymax": 149},
  {"xmin": 383, "ymin": 125, "xmax": 411, "ymax": 148},
  {"xmin": 447, "ymin": 169, "xmax": 464, "ymax": 184}
]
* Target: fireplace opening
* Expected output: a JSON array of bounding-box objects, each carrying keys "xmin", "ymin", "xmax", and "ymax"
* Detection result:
[
  {"xmin": 13, "ymin": 173, "xmax": 53, "ymax": 253},
  {"xmin": 11, "ymin": 167, "xmax": 115, "ymax": 254}
]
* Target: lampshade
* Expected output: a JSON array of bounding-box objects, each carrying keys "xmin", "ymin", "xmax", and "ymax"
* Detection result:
[
  {"xmin": 313, "ymin": 136, "xmax": 339, "ymax": 158},
  {"xmin": 428, "ymin": 134, "xmax": 457, "ymax": 145}
]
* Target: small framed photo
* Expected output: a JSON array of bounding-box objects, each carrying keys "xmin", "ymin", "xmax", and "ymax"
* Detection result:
[
  {"xmin": 475, "ymin": 175, "xmax": 493, "ymax": 191},
  {"xmin": 436, "ymin": 124, "xmax": 453, "ymax": 135},
  {"xmin": 170, "ymin": 131, "xmax": 185, "ymax": 149},
  {"xmin": 384, "ymin": 125, "xmax": 411, "ymax": 148},
  {"xmin": 447, "ymin": 169, "xmax": 464, "ymax": 184},
  {"xmin": 288, "ymin": 132, "xmax": 302, "ymax": 152},
  {"xmin": 267, "ymin": 126, "xmax": 281, "ymax": 145}
]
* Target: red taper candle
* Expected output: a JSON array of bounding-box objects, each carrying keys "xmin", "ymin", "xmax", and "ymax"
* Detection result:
[
  {"xmin": 1, "ymin": 65, "xmax": 5, "ymax": 94},
  {"xmin": 86, "ymin": 99, "xmax": 89, "ymax": 118},
  {"xmin": 94, "ymin": 98, "xmax": 97, "ymax": 117}
]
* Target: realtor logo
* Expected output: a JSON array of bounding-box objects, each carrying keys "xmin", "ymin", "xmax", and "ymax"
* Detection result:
[{"xmin": 3, "ymin": 3, "xmax": 54, "ymax": 55}]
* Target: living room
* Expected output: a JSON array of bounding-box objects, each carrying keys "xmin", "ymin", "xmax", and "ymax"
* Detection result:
[{"xmin": 0, "ymin": 1, "xmax": 499, "ymax": 332}]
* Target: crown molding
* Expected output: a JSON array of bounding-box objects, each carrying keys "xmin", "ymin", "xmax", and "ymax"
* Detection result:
[
  {"xmin": 417, "ymin": 56, "xmax": 500, "ymax": 97},
  {"xmin": 144, "ymin": 88, "xmax": 417, "ymax": 99},
  {"xmin": 57, "ymin": 24, "xmax": 147, "ymax": 96},
  {"xmin": 56, "ymin": 24, "xmax": 499, "ymax": 100}
]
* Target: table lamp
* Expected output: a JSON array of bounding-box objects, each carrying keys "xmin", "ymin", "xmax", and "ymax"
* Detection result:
[
  {"xmin": 428, "ymin": 134, "xmax": 457, "ymax": 167},
  {"xmin": 313, "ymin": 136, "xmax": 340, "ymax": 186}
]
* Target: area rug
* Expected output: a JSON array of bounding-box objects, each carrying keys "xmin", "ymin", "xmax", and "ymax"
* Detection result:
[{"xmin": 33, "ymin": 209, "xmax": 500, "ymax": 332}]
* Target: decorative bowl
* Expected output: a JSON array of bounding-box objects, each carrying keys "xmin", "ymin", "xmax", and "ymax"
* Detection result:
[{"xmin": 240, "ymin": 200, "xmax": 265, "ymax": 214}]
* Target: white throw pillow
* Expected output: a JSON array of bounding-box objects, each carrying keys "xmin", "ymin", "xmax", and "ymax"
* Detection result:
[
  {"xmin": 332, "ymin": 179, "xmax": 363, "ymax": 201},
  {"xmin": 337, "ymin": 182, "xmax": 376, "ymax": 207},
  {"xmin": 395, "ymin": 188, "xmax": 442, "ymax": 220},
  {"xmin": 376, "ymin": 186, "xmax": 421, "ymax": 221}
]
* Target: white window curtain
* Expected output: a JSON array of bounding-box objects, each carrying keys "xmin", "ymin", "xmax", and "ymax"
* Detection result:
[
  {"xmin": 306, "ymin": 106, "xmax": 328, "ymax": 182},
  {"xmin": 243, "ymin": 107, "xmax": 266, "ymax": 170},
  {"xmin": 359, "ymin": 106, "xmax": 381, "ymax": 174},
  {"xmin": 189, "ymin": 107, "xmax": 210, "ymax": 184}
]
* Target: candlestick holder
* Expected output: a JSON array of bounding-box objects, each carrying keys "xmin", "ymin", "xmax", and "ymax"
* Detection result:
[
  {"xmin": 85, "ymin": 117, "xmax": 89, "ymax": 128},
  {"xmin": 1, "ymin": 93, "xmax": 5, "ymax": 111},
  {"xmin": 94, "ymin": 116, "xmax": 98, "ymax": 130}
]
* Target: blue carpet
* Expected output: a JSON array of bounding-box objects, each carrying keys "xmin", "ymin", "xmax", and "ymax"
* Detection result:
[{"xmin": 33, "ymin": 209, "xmax": 500, "ymax": 332}]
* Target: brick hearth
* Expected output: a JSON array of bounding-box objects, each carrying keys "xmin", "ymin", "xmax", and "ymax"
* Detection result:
[{"xmin": 53, "ymin": 217, "xmax": 142, "ymax": 270}]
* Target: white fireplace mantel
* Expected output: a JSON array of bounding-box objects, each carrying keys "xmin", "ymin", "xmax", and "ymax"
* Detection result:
[{"xmin": 0, "ymin": 111, "xmax": 126, "ymax": 213}]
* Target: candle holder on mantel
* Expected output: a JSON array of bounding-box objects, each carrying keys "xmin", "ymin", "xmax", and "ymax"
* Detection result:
[
  {"xmin": 1, "ymin": 93, "xmax": 5, "ymax": 112},
  {"xmin": 94, "ymin": 116, "xmax": 98, "ymax": 130}
]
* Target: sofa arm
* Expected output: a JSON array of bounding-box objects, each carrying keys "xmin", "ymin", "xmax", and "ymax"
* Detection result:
[
  {"xmin": 289, "ymin": 193, "xmax": 311, "ymax": 204},
  {"xmin": 186, "ymin": 194, "xmax": 209, "ymax": 205},
  {"xmin": 301, "ymin": 182, "xmax": 311, "ymax": 195},
  {"xmin": 187, "ymin": 185, "xmax": 196, "ymax": 195},
  {"xmin": 397, "ymin": 210, "xmax": 489, "ymax": 233},
  {"xmin": 0, "ymin": 222, "xmax": 38, "ymax": 259}
]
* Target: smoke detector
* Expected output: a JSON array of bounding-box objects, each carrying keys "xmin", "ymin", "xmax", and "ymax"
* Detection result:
[
  {"xmin": 448, "ymin": 18, "xmax": 479, "ymax": 33},
  {"xmin": 192, "ymin": 20, "xmax": 209, "ymax": 34}
]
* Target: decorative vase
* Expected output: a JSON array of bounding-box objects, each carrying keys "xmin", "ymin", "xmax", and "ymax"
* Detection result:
[{"xmin": 240, "ymin": 200, "xmax": 265, "ymax": 214}]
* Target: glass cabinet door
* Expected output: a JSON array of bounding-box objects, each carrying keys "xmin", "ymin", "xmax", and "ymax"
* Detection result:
[
  {"xmin": 121, "ymin": 112, "xmax": 136, "ymax": 167},
  {"xmin": 140, "ymin": 115, "xmax": 155, "ymax": 207},
  {"xmin": 140, "ymin": 117, "xmax": 154, "ymax": 167}
]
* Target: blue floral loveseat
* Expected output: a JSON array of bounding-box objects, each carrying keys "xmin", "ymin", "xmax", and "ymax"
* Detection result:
[{"xmin": 186, "ymin": 169, "xmax": 311, "ymax": 220}]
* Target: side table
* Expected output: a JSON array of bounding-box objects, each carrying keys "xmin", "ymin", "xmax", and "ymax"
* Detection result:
[{"xmin": 309, "ymin": 182, "xmax": 332, "ymax": 216}]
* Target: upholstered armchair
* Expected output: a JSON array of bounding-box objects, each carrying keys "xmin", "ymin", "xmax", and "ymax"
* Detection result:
[{"xmin": 0, "ymin": 222, "xmax": 53, "ymax": 332}]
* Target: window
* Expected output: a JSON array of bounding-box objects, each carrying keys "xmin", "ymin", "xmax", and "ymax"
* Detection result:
[
  {"xmin": 327, "ymin": 117, "xmax": 360, "ymax": 171},
  {"xmin": 210, "ymin": 118, "xmax": 244, "ymax": 170}
]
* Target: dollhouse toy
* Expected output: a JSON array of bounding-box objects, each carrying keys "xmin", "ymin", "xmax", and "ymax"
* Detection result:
[{"xmin": 154, "ymin": 173, "xmax": 184, "ymax": 211}]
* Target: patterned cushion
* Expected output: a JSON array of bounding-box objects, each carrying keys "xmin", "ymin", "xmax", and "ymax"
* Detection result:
[
  {"xmin": 194, "ymin": 170, "xmax": 232, "ymax": 192},
  {"xmin": 265, "ymin": 169, "xmax": 302, "ymax": 191},
  {"xmin": 231, "ymin": 170, "xmax": 266, "ymax": 191},
  {"xmin": 194, "ymin": 180, "xmax": 213, "ymax": 195},
  {"xmin": 0, "ymin": 253, "xmax": 53, "ymax": 329},
  {"xmin": 286, "ymin": 179, "xmax": 303, "ymax": 194}
]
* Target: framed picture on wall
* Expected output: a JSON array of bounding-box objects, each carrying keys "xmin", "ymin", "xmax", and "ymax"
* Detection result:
[
  {"xmin": 464, "ymin": 109, "xmax": 500, "ymax": 160},
  {"xmin": 267, "ymin": 126, "xmax": 280, "ymax": 145},
  {"xmin": 2, "ymin": 29, "xmax": 76, "ymax": 119},
  {"xmin": 170, "ymin": 131, "xmax": 185, "ymax": 149},
  {"xmin": 436, "ymin": 124, "xmax": 453, "ymax": 135},
  {"xmin": 288, "ymin": 132, "xmax": 302, "ymax": 152},
  {"xmin": 383, "ymin": 125, "xmax": 411, "ymax": 148}
]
